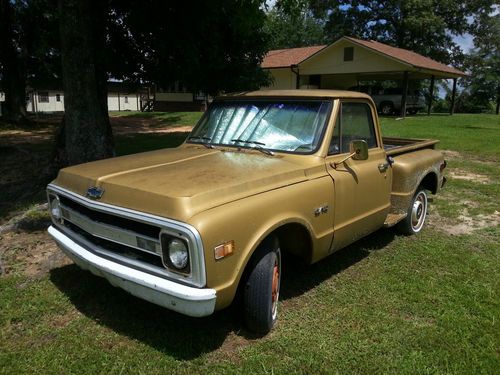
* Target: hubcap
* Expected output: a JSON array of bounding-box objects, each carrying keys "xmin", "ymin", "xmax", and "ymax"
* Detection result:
[{"xmin": 411, "ymin": 192, "xmax": 427, "ymax": 232}]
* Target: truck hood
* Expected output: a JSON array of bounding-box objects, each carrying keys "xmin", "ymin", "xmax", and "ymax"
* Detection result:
[{"xmin": 53, "ymin": 146, "xmax": 309, "ymax": 221}]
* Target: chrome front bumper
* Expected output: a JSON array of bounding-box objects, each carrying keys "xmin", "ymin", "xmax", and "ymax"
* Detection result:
[{"xmin": 48, "ymin": 225, "xmax": 217, "ymax": 317}]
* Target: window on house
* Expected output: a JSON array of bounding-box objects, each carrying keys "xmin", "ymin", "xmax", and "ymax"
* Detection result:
[
  {"xmin": 56, "ymin": 94, "xmax": 61, "ymax": 102},
  {"xmin": 124, "ymin": 96, "xmax": 129, "ymax": 103},
  {"xmin": 343, "ymin": 47, "xmax": 354, "ymax": 62},
  {"xmin": 38, "ymin": 92, "xmax": 49, "ymax": 103}
]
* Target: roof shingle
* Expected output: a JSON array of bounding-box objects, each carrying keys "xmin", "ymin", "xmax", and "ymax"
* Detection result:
[
  {"xmin": 261, "ymin": 37, "xmax": 465, "ymax": 76},
  {"xmin": 344, "ymin": 37, "xmax": 465, "ymax": 76},
  {"xmin": 261, "ymin": 45, "xmax": 326, "ymax": 68}
]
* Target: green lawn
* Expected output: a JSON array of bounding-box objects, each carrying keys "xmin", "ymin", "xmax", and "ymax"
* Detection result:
[
  {"xmin": 0, "ymin": 113, "xmax": 499, "ymax": 374},
  {"xmin": 110, "ymin": 110, "xmax": 203, "ymax": 127}
]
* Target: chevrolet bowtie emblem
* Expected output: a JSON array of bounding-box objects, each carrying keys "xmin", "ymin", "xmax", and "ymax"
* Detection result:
[{"xmin": 86, "ymin": 186, "xmax": 104, "ymax": 200}]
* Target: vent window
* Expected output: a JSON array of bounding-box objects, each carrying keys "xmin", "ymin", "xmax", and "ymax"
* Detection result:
[{"xmin": 344, "ymin": 47, "xmax": 354, "ymax": 62}]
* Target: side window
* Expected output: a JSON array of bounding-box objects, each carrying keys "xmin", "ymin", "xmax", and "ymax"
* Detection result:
[{"xmin": 328, "ymin": 102, "xmax": 377, "ymax": 155}]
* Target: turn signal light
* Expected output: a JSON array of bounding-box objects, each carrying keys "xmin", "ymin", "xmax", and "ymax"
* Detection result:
[{"xmin": 214, "ymin": 240, "xmax": 235, "ymax": 260}]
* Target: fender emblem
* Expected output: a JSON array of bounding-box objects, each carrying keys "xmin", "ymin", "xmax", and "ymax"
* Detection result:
[
  {"xmin": 86, "ymin": 186, "xmax": 104, "ymax": 200},
  {"xmin": 314, "ymin": 205, "xmax": 329, "ymax": 217}
]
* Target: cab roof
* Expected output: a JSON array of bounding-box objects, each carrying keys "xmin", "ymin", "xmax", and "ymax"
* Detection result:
[{"xmin": 223, "ymin": 89, "xmax": 373, "ymax": 100}]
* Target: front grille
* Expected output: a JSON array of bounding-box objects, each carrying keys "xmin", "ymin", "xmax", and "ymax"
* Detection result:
[
  {"xmin": 59, "ymin": 195, "xmax": 161, "ymax": 238},
  {"xmin": 57, "ymin": 196, "xmax": 165, "ymax": 271},
  {"xmin": 48, "ymin": 184, "xmax": 206, "ymax": 288},
  {"xmin": 64, "ymin": 221, "xmax": 164, "ymax": 269}
]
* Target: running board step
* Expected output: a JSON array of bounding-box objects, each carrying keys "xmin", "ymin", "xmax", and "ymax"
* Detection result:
[{"xmin": 384, "ymin": 213, "xmax": 407, "ymax": 228}]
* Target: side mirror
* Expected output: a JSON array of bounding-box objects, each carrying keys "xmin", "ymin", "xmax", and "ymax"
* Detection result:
[
  {"xmin": 331, "ymin": 139, "xmax": 369, "ymax": 169},
  {"xmin": 350, "ymin": 140, "xmax": 369, "ymax": 160}
]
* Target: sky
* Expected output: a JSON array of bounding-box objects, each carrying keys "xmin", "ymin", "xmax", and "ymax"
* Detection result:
[{"xmin": 453, "ymin": 34, "xmax": 475, "ymax": 53}]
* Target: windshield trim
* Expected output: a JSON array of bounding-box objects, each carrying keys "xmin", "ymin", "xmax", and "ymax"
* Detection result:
[{"xmin": 186, "ymin": 98, "xmax": 334, "ymax": 156}]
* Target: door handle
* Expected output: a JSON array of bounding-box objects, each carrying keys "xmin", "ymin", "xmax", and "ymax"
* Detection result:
[{"xmin": 378, "ymin": 162, "xmax": 389, "ymax": 172}]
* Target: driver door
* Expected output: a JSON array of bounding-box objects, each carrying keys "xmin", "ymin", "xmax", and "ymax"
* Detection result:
[{"xmin": 326, "ymin": 101, "xmax": 392, "ymax": 251}]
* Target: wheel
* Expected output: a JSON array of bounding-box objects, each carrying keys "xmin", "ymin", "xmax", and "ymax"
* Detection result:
[
  {"xmin": 380, "ymin": 102, "xmax": 394, "ymax": 115},
  {"xmin": 243, "ymin": 240, "xmax": 281, "ymax": 334},
  {"xmin": 396, "ymin": 188, "xmax": 428, "ymax": 235}
]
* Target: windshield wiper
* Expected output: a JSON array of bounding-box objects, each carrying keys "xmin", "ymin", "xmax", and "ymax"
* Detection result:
[
  {"xmin": 231, "ymin": 139, "xmax": 274, "ymax": 155},
  {"xmin": 249, "ymin": 145, "xmax": 274, "ymax": 156},
  {"xmin": 188, "ymin": 136, "xmax": 214, "ymax": 149},
  {"xmin": 231, "ymin": 139, "xmax": 266, "ymax": 146}
]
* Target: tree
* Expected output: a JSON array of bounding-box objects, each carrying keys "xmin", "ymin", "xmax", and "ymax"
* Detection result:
[
  {"xmin": 54, "ymin": 0, "xmax": 270, "ymax": 165},
  {"xmin": 55, "ymin": 0, "xmax": 114, "ymax": 165},
  {"xmin": 306, "ymin": 0, "xmax": 497, "ymax": 66},
  {"xmin": 0, "ymin": 0, "xmax": 61, "ymax": 124},
  {"xmin": 0, "ymin": 0, "xmax": 28, "ymax": 123},
  {"xmin": 462, "ymin": 8, "xmax": 500, "ymax": 113},
  {"xmin": 112, "ymin": 0, "xmax": 270, "ymax": 95},
  {"xmin": 264, "ymin": 1, "xmax": 326, "ymax": 49}
]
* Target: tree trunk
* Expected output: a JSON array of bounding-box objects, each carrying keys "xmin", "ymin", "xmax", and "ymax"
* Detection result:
[
  {"xmin": 56, "ymin": 0, "xmax": 113, "ymax": 166},
  {"xmin": 0, "ymin": 0, "xmax": 28, "ymax": 124}
]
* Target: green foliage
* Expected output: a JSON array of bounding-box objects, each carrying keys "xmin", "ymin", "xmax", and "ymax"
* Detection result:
[
  {"xmin": 264, "ymin": 2, "xmax": 326, "ymax": 49},
  {"xmin": 460, "ymin": 12, "xmax": 500, "ymax": 113},
  {"xmin": 109, "ymin": 0, "xmax": 271, "ymax": 95},
  {"xmin": 305, "ymin": 0, "xmax": 497, "ymax": 66}
]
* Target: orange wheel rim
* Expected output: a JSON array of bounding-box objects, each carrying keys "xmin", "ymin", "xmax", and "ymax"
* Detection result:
[{"xmin": 272, "ymin": 264, "xmax": 279, "ymax": 302}]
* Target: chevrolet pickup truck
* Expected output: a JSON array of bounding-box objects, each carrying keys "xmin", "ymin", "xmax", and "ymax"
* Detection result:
[{"xmin": 47, "ymin": 90, "xmax": 446, "ymax": 333}]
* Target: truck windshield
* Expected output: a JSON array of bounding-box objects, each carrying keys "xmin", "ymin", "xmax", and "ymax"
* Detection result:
[{"xmin": 188, "ymin": 100, "xmax": 332, "ymax": 154}]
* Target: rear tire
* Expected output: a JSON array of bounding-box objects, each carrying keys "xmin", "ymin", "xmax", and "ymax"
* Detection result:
[
  {"xmin": 243, "ymin": 240, "xmax": 281, "ymax": 334},
  {"xmin": 380, "ymin": 102, "xmax": 394, "ymax": 115},
  {"xmin": 396, "ymin": 188, "xmax": 428, "ymax": 235}
]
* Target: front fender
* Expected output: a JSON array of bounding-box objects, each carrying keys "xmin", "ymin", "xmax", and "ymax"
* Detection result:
[{"xmin": 187, "ymin": 176, "xmax": 334, "ymax": 310}]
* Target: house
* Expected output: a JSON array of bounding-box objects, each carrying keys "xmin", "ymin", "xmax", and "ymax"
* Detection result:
[
  {"xmin": 25, "ymin": 82, "xmax": 143, "ymax": 113},
  {"xmin": 261, "ymin": 36, "xmax": 466, "ymax": 116}
]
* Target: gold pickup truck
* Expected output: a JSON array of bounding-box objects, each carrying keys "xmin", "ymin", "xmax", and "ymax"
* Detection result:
[{"xmin": 47, "ymin": 90, "xmax": 446, "ymax": 333}]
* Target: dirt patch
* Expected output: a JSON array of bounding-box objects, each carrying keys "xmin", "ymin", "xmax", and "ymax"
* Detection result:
[
  {"xmin": 0, "ymin": 230, "xmax": 72, "ymax": 278},
  {"xmin": 448, "ymin": 170, "xmax": 490, "ymax": 184},
  {"xmin": 442, "ymin": 150, "xmax": 461, "ymax": 159},
  {"xmin": 429, "ymin": 207, "xmax": 500, "ymax": 236},
  {"xmin": 206, "ymin": 330, "xmax": 254, "ymax": 364},
  {"xmin": 47, "ymin": 309, "xmax": 82, "ymax": 329}
]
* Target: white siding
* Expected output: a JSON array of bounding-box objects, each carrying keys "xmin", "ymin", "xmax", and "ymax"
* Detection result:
[
  {"xmin": 26, "ymin": 90, "xmax": 139, "ymax": 113},
  {"xmin": 108, "ymin": 93, "xmax": 140, "ymax": 111},
  {"xmin": 262, "ymin": 68, "xmax": 296, "ymax": 90},
  {"xmin": 27, "ymin": 91, "xmax": 65, "ymax": 112},
  {"xmin": 299, "ymin": 39, "xmax": 408, "ymax": 76}
]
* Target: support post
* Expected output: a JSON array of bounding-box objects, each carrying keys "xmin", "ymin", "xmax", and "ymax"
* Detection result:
[
  {"xmin": 427, "ymin": 75, "xmax": 435, "ymax": 116},
  {"xmin": 450, "ymin": 78, "xmax": 457, "ymax": 115},
  {"xmin": 118, "ymin": 92, "xmax": 121, "ymax": 111},
  {"xmin": 291, "ymin": 65, "xmax": 300, "ymax": 89},
  {"xmin": 400, "ymin": 71, "xmax": 409, "ymax": 118}
]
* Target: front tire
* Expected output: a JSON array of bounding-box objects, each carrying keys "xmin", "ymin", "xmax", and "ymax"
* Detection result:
[
  {"xmin": 396, "ymin": 188, "xmax": 428, "ymax": 235},
  {"xmin": 243, "ymin": 242, "xmax": 281, "ymax": 334}
]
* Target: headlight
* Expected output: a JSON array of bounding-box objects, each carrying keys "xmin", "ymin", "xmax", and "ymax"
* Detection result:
[
  {"xmin": 168, "ymin": 239, "xmax": 189, "ymax": 269},
  {"xmin": 160, "ymin": 233, "xmax": 190, "ymax": 273},
  {"xmin": 48, "ymin": 194, "xmax": 62, "ymax": 223}
]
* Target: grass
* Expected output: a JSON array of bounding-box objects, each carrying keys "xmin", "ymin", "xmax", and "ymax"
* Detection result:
[
  {"xmin": 109, "ymin": 111, "xmax": 203, "ymax": 127},
  {"xmin": 0, "ymin": 113, "xmax": 499, "ymax": 374},
  {"xmin": 380, "ymin": 113, "xmax": 500, "ymax": 160}
]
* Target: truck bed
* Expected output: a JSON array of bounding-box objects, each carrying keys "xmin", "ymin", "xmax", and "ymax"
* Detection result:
[{"xmin": 383, "ymin": 137, "xmax": 439, "ymax": 156}]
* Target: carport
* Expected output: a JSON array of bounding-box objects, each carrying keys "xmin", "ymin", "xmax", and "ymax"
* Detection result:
[{"xmin": 262, "ymin": 36, "xmax": 467, "ymax": 118}]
